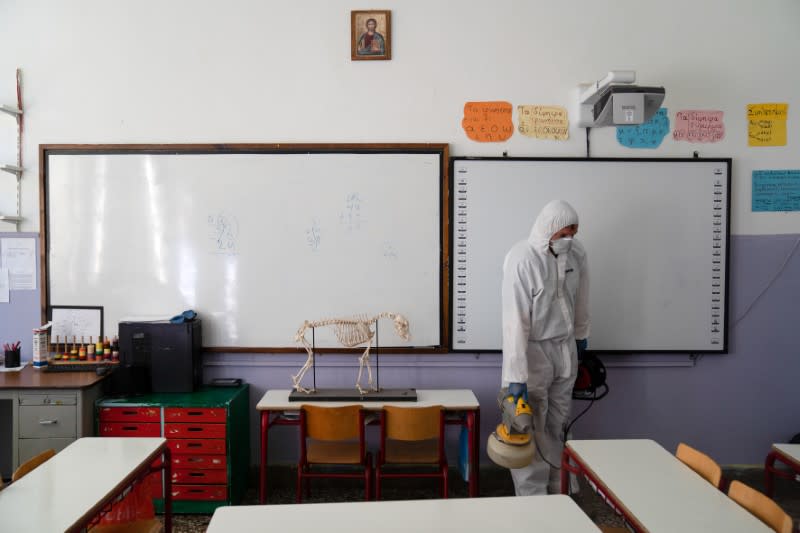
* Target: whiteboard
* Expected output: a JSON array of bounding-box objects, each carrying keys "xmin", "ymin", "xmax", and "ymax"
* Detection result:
[
  {"xmin": 450, "ymin": 158, "xmax": 730, "ymax": 353},
  {"xmin": 42, "ymin": 145, "xmax": 447, "ymax": 350}
]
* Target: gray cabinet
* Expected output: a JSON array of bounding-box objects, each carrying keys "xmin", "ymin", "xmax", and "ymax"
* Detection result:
[
  {"xmin": 0, "ymin": 368, "xmax": 105, "ymax": 475},
  {"xmin": 18, "ymin": 392, "xmax": 79, "ymax": 462}
]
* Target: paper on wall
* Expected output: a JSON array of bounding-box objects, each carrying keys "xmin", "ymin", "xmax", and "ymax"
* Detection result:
[
  {"xmin": 673, "ymin": 110, "xmax": 725, "ymax": 143},
  {"xmin": 0, "ymin": 237, "xmax": 36, "ymax": 290},
  {"xmin": 747, "ymin": 103, "xmax": 788, "ymax": 146},
  {"xmin": 517, "ymin": 105, "xmax": 569, "ymax": 140},
  {"xmin": 0, "ymin": 267, "xmax": 9, "ymax": 303},
  {"xmin": 461, "ymin": 101, "xmax": 514, "ymax": 142}
]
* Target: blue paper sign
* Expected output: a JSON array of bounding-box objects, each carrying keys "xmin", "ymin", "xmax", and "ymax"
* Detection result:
[
  {"xmin": 752, "ymin": 169, "xmax": 800, "ymax": 212},
  {"xmin": 617, "ymin": 108, "xmax": 670, "ymax": 149}
]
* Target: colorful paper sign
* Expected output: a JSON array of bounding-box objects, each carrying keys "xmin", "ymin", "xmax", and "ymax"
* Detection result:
[
  {"xmin": 673, "ymin": 110, "xmax": 725, "ymax": 143},
  {"xmin": 517, "ymin": 105, "xmax": 569, "ymax": 140},
  {"xmin": 616, "ymin": 108, "xmax": 670, "ymax": 148},
  {"xmin": 462, "ymin": 101, "xmax": 514, "ymax": 142},
  {"xmin": 752, "ymin": 169, "xmax": 800, "ymax": 211},
  {"xmin": 747, "ymin": 103, "xmax": 788, "ymax": 146}
]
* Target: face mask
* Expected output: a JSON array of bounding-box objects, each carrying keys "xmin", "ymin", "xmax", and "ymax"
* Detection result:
[{"xmin": 550, "ymin": 237, "xmax": 573, "ymax": 255}]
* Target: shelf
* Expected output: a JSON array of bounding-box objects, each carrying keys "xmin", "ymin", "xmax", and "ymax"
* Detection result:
[
  {"xmin": 0, "ymin": 215, "xmax": 23, "ymax": 222},
  {"xmin": 0, "ymin": 104, "xmax": 22, "ymax": 117},
  {"xmin": 1, "ymin": 164, "xmax": 23, "ymax": 175}
]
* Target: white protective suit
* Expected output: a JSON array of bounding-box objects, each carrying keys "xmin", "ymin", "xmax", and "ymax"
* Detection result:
[{"xmin": 501, "ymin": 199, "xmax": 590, "ymax": 495}]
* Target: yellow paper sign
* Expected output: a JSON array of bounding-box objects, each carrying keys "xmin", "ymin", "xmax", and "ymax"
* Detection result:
[
  {"xmin": 517, "ymin": 105, "xmax": 569, "ymax": 140},
  {"xmin": 747, "ymin": 103, "xmax": 788, "ymax": 146},
  {"xmin": 462, "ymin": 101, "xmax": 514, "ymax": 142}
]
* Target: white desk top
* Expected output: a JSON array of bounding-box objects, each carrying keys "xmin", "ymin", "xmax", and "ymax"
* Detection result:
[
  {"xmin": 773, "ymin": 443, "xmax": 800, "ymax": 467},
  {"xmin": 566, "ymin": 439, "xmax": 772, "ymax": 533},
  {"xmin": 257, "ymin": 389, "xmax": 479, "ymax": 410},
  {"xmin": 0, "ymin": 437, "xmax": 166, "ymax": 533},
  {"xmin": 207, "ymin": 495, "xmax": 600, "ymax": 532}
]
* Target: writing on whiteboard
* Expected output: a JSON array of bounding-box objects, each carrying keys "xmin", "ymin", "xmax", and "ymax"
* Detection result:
[
  {"xmin": 207, "ymin": 213, "xmax": 240, "ymax": 255},
  {"xmin": 306, "ymin": 217, "xmax": 321, "ymax": 251},
  {"xmin": 340, "ymin": 193, "xmax": 364, "ymax": 231},
  {"xmin": 382, "ymin": 241, "xmax": 398, "ymax": 259}
]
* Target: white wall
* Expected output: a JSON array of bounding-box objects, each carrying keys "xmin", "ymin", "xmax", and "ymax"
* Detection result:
[{"xmin": 1, "ymin": 0, "xmax": 799, "ymax": 235}]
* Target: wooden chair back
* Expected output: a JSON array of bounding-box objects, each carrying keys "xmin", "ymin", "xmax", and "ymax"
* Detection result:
[
  {"xmin": 727, "ymin": 480, "xmax": 792, "ymax": 533},
  {"xmin": 383, "ymin": 404, "xmax": 442, "ymax": 442},
  {"xmin": 376, "ymin": 405, "xmax": 448, "ymax": 499},
  {"xmin": 676, "ymin": 442, "xmax": 723, "ymax": 488},
  {"xmin": 303, "ymin": 404, "xmax": 363, "ymax": 441},
  {"xmin": 11, "ymin": 449, "xmax": 56, "ymax": 482},
  {"xmin": 297, "ymin": 404, "xmax": 371, "ymax": 502}
]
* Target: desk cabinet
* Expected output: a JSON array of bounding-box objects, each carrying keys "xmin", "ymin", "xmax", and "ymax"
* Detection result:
[
  {"xmin": 96, "ymin": 385, "xmax": 249, "ymax": 514},
  {"xmin": 0, "ymin": 368, "xmax": 104, "ymax": 476}
]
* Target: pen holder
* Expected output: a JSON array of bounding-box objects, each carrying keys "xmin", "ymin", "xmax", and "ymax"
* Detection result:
[{"xmin": 4, "ymin": 348, "xmax": 21, "ymax": 368}]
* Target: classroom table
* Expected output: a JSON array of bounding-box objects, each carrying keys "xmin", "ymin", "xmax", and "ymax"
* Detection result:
[
  {"xmin": 256, "ymin": 389, "xmax": 480, "ymax": 503},
  {"xmin": 561, "ymin": 439, "xmax": 773, "ymax": 533},
  {"xmin": 765, "ymin": 443, "xmax": 800, "ymax": 497},
  {"xmin": 0, "ymin": 437, "xmax": 172, "ymax": 533},
  {"xmin": 206, "ymin": 494, "xmax": 600, "ymax": 532}
]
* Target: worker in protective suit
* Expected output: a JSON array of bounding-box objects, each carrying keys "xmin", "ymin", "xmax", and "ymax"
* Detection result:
[{"xmin": 501, "ymin": 199, "xmax": 590, "ymax": 495}]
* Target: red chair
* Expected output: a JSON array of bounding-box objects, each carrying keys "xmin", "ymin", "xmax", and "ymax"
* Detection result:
[
  {"xmin": 376, "ymin": 405, "xmax": 447, "ymax": 500},
  {"xmin": 296, "ymin": 404, "xmax": 372, "ymax": 503}
]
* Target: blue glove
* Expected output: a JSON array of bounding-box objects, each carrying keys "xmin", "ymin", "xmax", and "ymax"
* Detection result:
[
  {"xmin": 508, "ymin": 382, "xmax": 528, "ymax": 404},
  {"xmin": 576, "ymin": 338, "xmax": 588, "ymax": 360}
]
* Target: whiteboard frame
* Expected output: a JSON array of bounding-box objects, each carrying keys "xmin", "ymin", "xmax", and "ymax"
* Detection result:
[
  {"xmin": 448, "ymin": 157, "xmax": 732, "ymax": 355},
  {"xmin": 39, "ymin": 143, "xmax": 451, "ymax": 353}
]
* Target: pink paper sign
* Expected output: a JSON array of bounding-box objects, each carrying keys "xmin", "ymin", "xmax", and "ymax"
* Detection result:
[{"xmin": 673, "ymin": 110, "xmax": 725, "ymax": 143}]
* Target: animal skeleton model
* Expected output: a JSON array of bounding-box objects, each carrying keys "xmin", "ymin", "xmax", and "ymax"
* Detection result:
[{"xmin": 292, "ymin": 312, "xmax": 410, "ymax": 394}]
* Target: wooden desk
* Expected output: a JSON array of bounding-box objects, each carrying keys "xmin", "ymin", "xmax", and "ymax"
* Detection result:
[
  {"xmin": 765, "ymin": 443, "xmax": 800, "ymax": 497},
  {"xmin": 561, "ymin": 439, "xmax": 772, "ymax": 533},
  {"xmin": 0, "ymin": 365, "xmax": 105, "ymax": 474},
  {"xmin": 256, "ymin": 389, "xmax": 480, "ymax": 503},
  {"xmin": 207, "ymin": 494, "xmax": 600, "ymax": 532},
  {"xmin": 0, "ymin": 437, "xmax": 172, "ymax": 533}
]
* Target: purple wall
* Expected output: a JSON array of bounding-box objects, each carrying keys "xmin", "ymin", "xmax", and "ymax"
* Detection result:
[
  {"xmin": 3, "ymin": 233, "xmax": 798, "ymax": 465},
  {"xmin": 0, "ymin": 233, "xmax": 42, "ymax": 358}
]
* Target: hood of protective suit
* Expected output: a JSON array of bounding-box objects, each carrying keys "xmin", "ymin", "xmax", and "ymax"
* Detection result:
[{"xmin": 528, "ymin": 200, "xmax": 579, "ymax": 254}]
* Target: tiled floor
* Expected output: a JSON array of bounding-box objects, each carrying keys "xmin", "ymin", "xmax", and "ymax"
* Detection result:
[{"xmin": 161, "ymin": 466, "xmax": 800, "ymax": 532}]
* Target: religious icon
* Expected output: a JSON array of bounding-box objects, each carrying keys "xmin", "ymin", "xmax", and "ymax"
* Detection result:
[{"xmin": 351, "ymin": 10, "xmax": 391, "ymax": 61}]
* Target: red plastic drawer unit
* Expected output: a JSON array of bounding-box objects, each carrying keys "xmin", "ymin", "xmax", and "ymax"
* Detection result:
[
  {"xmin": 172, "ymin": 469, "xmax": 228, "ymax": 485},
  {"xmin": 97, "ymin": 385, "xmax": 249, "ymax": 512},
  {"xmin": 165, "ymin": 408, "xmax": 226, "ymax": 423},
  {"xmin": 172, "ymin": 454, "xmax": 227, "ymax": 470},
  {"xmin": 167, "ymin": 439, "xmax": 226, "ymax": 455},
  {"xmin": 170, "ymin": 485, "xmax": 228, "ymax": 501},
  {"xmin": 165, "ymin": 423, "xmax": 227, "ymax": 439},
  {"xmin": 99, "ymin": 407, "xmax": 161, "ymax": 423},
  {"xmin": 99, "ymin": 422, "xmax": 162, "ymax": 437}
]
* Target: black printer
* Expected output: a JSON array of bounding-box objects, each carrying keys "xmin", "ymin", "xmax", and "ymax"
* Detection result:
[{"xmin": 109, "ymin": 319, "xmax": 202, "ymax": 394}]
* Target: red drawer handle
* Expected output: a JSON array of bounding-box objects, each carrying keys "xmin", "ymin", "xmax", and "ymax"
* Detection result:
[
  {"xmin": 186, "ymin": 411, "xmax": 204, "ymax": 416},
  {"xmin": 187, "ymin": 427, "xmax": 203, "ymax": 432},
  {"xmin": 189, "ymin": 473, "xmax": 205, "ymax": 477},
  {"xmin": 187, "ymin": 443, "xmax": 201, "ymax": 448},
  {"xmin": 122, "ymin": 426, "xmax": 139, "ymax": 431},
  {"xmin": 121, "ymin": 410, "xmax": 138, "ymax": 415}
]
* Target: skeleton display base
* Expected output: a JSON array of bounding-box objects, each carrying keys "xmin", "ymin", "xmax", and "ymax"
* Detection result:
[{"xmin": 288, "ymin": 387, "xmax": 417, "ymax": 402}]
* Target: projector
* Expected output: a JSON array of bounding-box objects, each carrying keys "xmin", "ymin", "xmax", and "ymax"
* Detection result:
[{"xmin": 577, "ymin": 71, "xmax": 665, "ymax": 127}]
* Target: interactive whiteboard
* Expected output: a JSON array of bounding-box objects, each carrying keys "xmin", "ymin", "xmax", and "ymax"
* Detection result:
[
  {"xmin": 450, "ymin": 158, "xmax": 730, "ymax": 353},
  {"xmin": 42, "ymin": 144, "xmax": 448, "ymax": 351}
]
